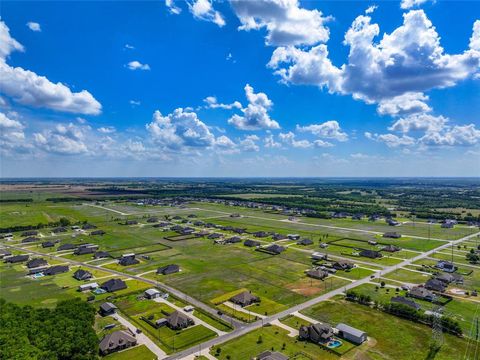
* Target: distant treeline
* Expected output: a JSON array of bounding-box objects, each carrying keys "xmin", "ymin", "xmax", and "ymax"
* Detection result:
[
  {"xmin": 0, "ymin": 217, "xmax": 76, "ymax": 234},
  {"xmin": 0, "ymin": 198, "xmax": 33, "ymax": 203}
]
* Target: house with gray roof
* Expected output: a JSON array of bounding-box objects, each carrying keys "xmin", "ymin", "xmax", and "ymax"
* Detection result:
[
  {"xmin": 230, "ymin": 291, "xmax": 260, "ymax": 307},
  {"xmin": 256, "ymin": 351, "xmax": 289, "ymax": 360},
  {"xmin": 99, "ymin": 330, "xmax": 137, "ymax": 355},
  {"xmin": 299, "ymin": 323, "xmax": 334, "ymax": 343},
  {"xmin": 166, "ymin": 310, "xmax": 194, "ymax": 330}
]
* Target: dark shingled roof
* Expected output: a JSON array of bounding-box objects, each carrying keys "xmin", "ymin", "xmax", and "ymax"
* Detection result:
[
  {"xmin": 5, "ymin": 255, "xmax": 29, "ymax": 263},
  {"xmin": 230, "ymin": 290, "xmax": 260, "ymax": 307},
  {"xmin": 166, "ymin": 310, "xmax": 194, "ymax": 329},
  {"xmin": 44, "ymin": 265, "xmax": 69, "ymax": 276},
  {"xmin": 26, "ymin": 258, "xmax": 48, "ymax": 269},
  {"xmin": 99, "ymin": 330, "xmax": 136, "ymax": 353},
  {"xmin": 101, "ymin": 278, "xmax": 127, "ymax": 292},
  {"xmin": 157, "ymin": 264, "xmax": 180, "ymax": 275},
  {"xmin": 74, "ymin": 269, "xmax": 93, "ymax": 281}
]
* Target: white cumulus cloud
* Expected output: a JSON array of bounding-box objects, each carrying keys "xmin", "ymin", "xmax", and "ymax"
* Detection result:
[
  {"xmin": 127, "ymin": 61, "xmax": 150, "ymax": 71},
  {"xmin": 228, "ymin": 84, "xmax": 280, "ymax": 130},
  {"xmin": 26, "ymin": 22, "xmax": 41, "ymax": 32}
]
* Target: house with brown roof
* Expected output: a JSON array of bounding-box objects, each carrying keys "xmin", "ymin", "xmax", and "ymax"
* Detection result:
[
  {"xmin": 166, "ymin": 310, "xmax": 194, "ymax": 330},
  {"xmin": 299, "ymin": 323, "xmax": 334, "ymax": 343}
]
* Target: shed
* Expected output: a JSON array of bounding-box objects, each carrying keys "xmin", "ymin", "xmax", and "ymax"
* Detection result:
[{"xmin": 336, "ymin": 323, "xmax": 367, "ymax": 344}]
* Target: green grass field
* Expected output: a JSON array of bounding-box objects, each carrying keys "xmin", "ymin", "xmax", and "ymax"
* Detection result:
[{"xmin": 103, "ymin": 345, "xmax": 157, "ymax": 360}]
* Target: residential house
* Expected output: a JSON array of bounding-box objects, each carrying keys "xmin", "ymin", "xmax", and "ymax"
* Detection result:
[
  {"xmin": 408, "ymin": 286, "xmax": 436, "ymax": 301},
  {"xmin": 144, "ymin": 288, "xmax": 162, "ymax": 299},
  {"xmin": 306, "ymin": 268, "xmax": 329, "ymax": 280},
  {"xmin": 272, "ymin": 234, "xmax": 287, "ymax": 241},
  {"xmin": 352, "ymin": 214, "xmax": 364, "ymax": 220},
  {"xmin": 244, "ymin": 240, "xmax": 261, "ymax": 247},
  {"xmin": 99, "ymin": 302, "xmax": 117, "ymax": 316},
  {"xmin": 287, "ymin": 234, "xmax": 300, "ymax": 240},
  {"xmin": 146, "ymin": 217, "xmax": 159, "ymax": 223},
  {"xmin": 225, "ymin": 236, "xmax": 242, "ymax": 244},
  {"xmin": 82, "ymin": 223, "xmax": 97, "ymax": 230},
  {"xmin": 435, "ymin": 273, "xmax": 464, "ymax": 284},
  {"xmin": 90, "ymin": 230, "xmax": 106, "ymax": 236},
  {"xmin": 0, "ymin": 249, "xmax": 12, "ymax": 258},
  {"xmin": 22, "ymin": 237, "xmax": 39, "ymax": 243},
  {"xmin": 157, "ymin": 264, "xmax": 180, "ymax": 275},
  {"xmin": 336, "ymin": 323, "xmax": 367, "ymax": 344},
  {"xmin": 21, "ymin": 230, "xmax": 38, "ymax": 237},
  {"xmin": 94, "ymin": 251, "xmax": 111, "ymax": 259},
  {"xmin": 311, "ymin": 252, "xmax": 327, "ymax": 261},
  {"xmin": 119, "ymin": 254, "xmax": 139, "ymax": 266},
  {"xmin": 44, "ymin": 265, "xmax": 69, "ymax": 276},
  {"xmin": 4, "ymin": 255, "xmax": 29, "ymax": 263},
  {"xmin": 368, "ymin": 240, "xmax": 378, "ymax": 246},
  {"xmin": 383, "ymin": 232, "xmax": 401, "ymax": 239},
  {"xmin": 391, "ymin": 296, "xmax": 421, "ymax": 310},
  {"xmin": 297, "ymin": 238, "xmax": 313, "ymax": 246},
  {"xmin": 74, "ymin": 269, "xmax": 93, "ymax": 281},
  {"xmin": 382, "ymin": 244, "xmax": 402, "ymax": 253},
  {"xmin": 253, "ymin": 231, "xmax": 269, "ymax": 238},
  {"xmin": 74, "ymin": 245, "xmax": 99, "ymax": 255},
  {"xmin": 230, "ymin": 291, "xmax": 260, "ymax": 307},
  {"xmin": 101, "ymin": 278, "xmax": 127, "ymax": 292},
  {"xmin": 435, "ymin": 260, "xmax": 456, "ymax": 273},
  {"xmin": 299, "ymin": 323, "xmax": 334, "ymax": 343},
  {"xmin": 425, "ymin": 279, "xmax": 447, "ymax": 292},
  {"xmin": 52, "ymin": 227, "xmax": 67, "ymax": 233},
  {"xmin": 208, "ymin": 233, "xmax": 222, "ymax": 239},
  {"xmin": 263, "ymin": 244, "xmax": 286, "ymax": 255},
  {"xmin": 42, "ymin": 241, "xmax": 55, "ymax": 248},
  {"xmin": 26, "ymin": 258, "xmax": 48, "ymax": 269},
  {"xmin": 359, "ymin": 249, "xmax": 382, "ymax": 259},
  {"xmin": 58, "ymin": 243, "xmax": 77, "ymax": 251},
  {"xmin": 332, "ymin": 260, "xmax": 354, "ymax": 270},
  {"xmin": 166, "ymin": 310, "xmax": 194, "ymax": 330},
  {"xmin": 125, "ymin": 220, "xmax": 138, "ymax": 225},
  {"xmin": 99, "ymin": 330, "xmax": 137, "ymax": 355},
  {"xmin": 386, "ymin": 218, "xmax": 400, "ymax": 226}
]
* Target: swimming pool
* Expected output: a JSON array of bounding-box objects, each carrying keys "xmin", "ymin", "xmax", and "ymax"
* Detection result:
[{"xmin": 326, "ymin": 339, "xmax": 342, "ymax": 348}]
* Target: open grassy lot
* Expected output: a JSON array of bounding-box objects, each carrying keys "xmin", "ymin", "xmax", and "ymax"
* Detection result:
[
  {"xmin": 383, "ymin": 268, "xmax": 431, "ymax": 284},
  {"xmin": 103, "ymin": 345, "xmax": 157, "ymax": 360},
  {"xmin": 301, "ymin": 297, "xmax": 476, "ymax": 359},
  {"xmin": 280, "ymin": 314, "xmax": 312, "ymax": 329},
  {"xmin": 350, "ymin": 283, "xmax": 480, "ymax": 337}
]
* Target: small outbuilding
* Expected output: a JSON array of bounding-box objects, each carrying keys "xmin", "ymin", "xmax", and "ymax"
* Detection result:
[
  {"xmin": 336, "ymin": 323, "xmax": 367, "ymax": 344},
  {"xmin": 157, "ymin": 264, "xmax": 180, "ymax": 275}
]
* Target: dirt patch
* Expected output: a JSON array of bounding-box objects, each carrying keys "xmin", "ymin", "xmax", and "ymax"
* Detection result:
[{"xmin": 286, "ymin": 279, "xmax": 325, "ymax": 296}]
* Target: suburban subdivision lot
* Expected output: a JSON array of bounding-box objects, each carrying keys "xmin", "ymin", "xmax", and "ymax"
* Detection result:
[{"xmin": 2, "ymin": 196, "xmax": 480, "ymax": 360}]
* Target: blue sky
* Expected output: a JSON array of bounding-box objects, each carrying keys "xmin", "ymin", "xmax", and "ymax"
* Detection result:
[{"xmin": 0, "ymin": 0, "xmax": 479, "ymax": 177}]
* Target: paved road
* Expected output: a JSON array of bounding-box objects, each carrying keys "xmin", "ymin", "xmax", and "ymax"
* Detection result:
[
  {"xmin": 163, "ymin": 229, "xmax": 480, "ymax": 359},
  {"xmin": 2, "ymin": 244, "xmax": 244, "ymax": 329},
  {"xmin": 113, "ymin": 313, "xmax": 167, "ymax": 358}
]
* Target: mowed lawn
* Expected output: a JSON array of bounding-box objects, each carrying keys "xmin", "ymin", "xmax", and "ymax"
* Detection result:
[
  {"xmin": 103, "ymin": 345, "xmax": 157, "ymax": 360},
  {"xmin": 210, "ymin": 325, "xmax": 340, "ymax": 360},
  {"xmin": 302, "ymin": 297, "xmax": 476, "ymax": 359}
]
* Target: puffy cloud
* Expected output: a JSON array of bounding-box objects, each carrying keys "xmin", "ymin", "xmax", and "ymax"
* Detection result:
[
  {"xmin": 0, "ymin": 21, "xmax": 102, "ymax": 115},
  {"xmin": 203, "ymin": 96, "xmax": 242, "ymax": 110},
  {"xmin": 377, "ymin": 92, "xmax": 431, "ymax": 116},
  {"xmin": 26, "ymin": 22, "xmax": 41, "ymax": 32},
  {"xmin": 279, "ymin": 131, "xmax": 312, "ymax": 148},
  {"xmin": 0, "ymin": 21, "xmax": 24, "ymax": 60},
  {"xmin": 269, "ymin": 11, "xmax": 480, "ymax": 108},
  {"xmin": 124, "ymin": 44, "xmax": 135, "ymax": 50},
  {"xmin": 400, "ymin": 0, "xmax": 431, "ymax": 9},
  {"xmin": 296, "ymin": 120, "xmax": 348, "ymax": 141},
  {"xmin": 130, "ymin": 100, "xmax": 141, "ymax": 106},
  {"xmin": 146, "ymin": 108, "xmax": 215, "ymax": 150},
  {"xmin": 420, "ymin": 124, "xmax": 480, "ymax": 146},
  {"xmin": 98, "ymin": 126, "xmax": 116, "ymax": 134},
  {"xmin": 365, "ymin": 132, "xmax": 416, "ymax": 147},
  {"xmin": 0, "ymin": 112, "xmax": 26, "ymax": 152},
  {"xmin": 123, "ymin": 139, "xmax": 146, "ymax": 154},
  {"xmin": 166, "ymin": 0, "xmax": 182, "ymax": 14},
  {"xmin": 240, "ymin": 134, "xmax": 260, "ymax": 152},
  {"xmin": 471, "ymin": 20, "xmax": 480, "ymax": 51},
  {"xmin": 389, "ymin": 113, "xmax": 447, "ymax": 133},
  {"xmin": 264, "ymin": 133, "xmax": 281, "ymax": 148},
  {"xmin": 230, "ymin": 0, "xmax": 331, "ymax": 46},
  {"xmin": 313, "ymin": 139, "xmax": 333, "ymax": 147},
  {"xmin": 34, "ymin": 123, "xmax": 89, "ymax": 155},
  {"xmin": 228, "ymin": 84, "xmax": 280, "ymax": 130},
  {"xmin": 189, "ymin": 0, "xmax": 225, "ymax": 27},
  {"xmin": 268, "ymin": 44, "xmax": 342, "ymax": 91},
  {"xmin": 127, "ymin": 61, "xmax": 150, "ymax": 71}
]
